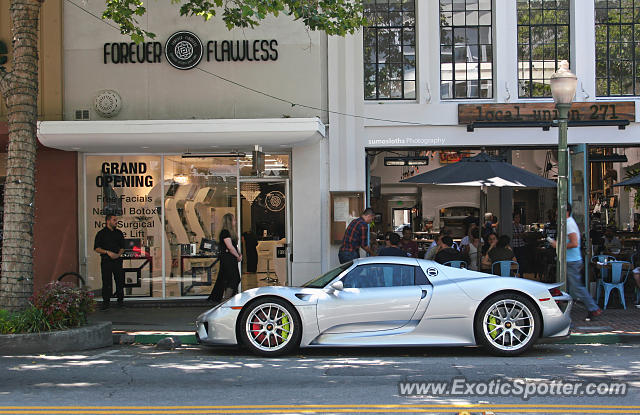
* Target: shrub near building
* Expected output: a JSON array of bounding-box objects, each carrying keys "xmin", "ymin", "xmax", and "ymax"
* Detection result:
[{"xmin": 0, "ymin": 282, "xmax": 95, "ymax": 334}]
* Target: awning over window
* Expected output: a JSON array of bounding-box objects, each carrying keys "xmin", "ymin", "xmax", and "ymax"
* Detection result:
[{"xmin": 37, "ymin": 118, "xmax": 325, "ymax": 153}]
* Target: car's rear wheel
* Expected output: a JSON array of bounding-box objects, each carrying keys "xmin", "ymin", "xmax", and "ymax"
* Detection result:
[
  {"xmin": 475, "ymin": 293, "xmax": 541, "ymax": 356},
  {"xmin": 238, "ymin": 297, "xmax": 302, "ymax": 357}
]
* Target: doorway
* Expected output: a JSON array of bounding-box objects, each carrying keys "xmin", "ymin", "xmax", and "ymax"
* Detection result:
[{"xmin": 239, "ymin": 179, "xmax": 290, "ymax": 290}]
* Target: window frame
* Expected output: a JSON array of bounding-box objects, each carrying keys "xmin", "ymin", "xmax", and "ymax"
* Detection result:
[
  {"xmin": 439, "ymin": 0, "xmax": 494, "ymax": 100},
  {"xmin": 363, "ymin": 0, "xmax": 417, "ymax": 101},
  {"xmin": 595, "ymin": 0, "xmax": 640, "ymax": 97},
  {"xmin": 516, "ymin": 0, "xmax": 571, "ymax": 98}
]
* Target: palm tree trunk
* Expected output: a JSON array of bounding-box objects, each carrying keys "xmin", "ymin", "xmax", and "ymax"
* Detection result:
[{"xmin": 0, "ymin": 0, "xmax": 42, "ymax": 311}]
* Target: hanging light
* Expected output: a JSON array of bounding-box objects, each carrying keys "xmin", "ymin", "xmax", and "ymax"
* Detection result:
[{"xmin": 241, "ymin": 182, "xmax": 261, "ymax": 204}]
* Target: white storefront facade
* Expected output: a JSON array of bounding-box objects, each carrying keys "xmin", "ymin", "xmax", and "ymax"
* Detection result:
[{"xmin": 38, "ymin": 2, "xmax": 331, "ymax": 298}]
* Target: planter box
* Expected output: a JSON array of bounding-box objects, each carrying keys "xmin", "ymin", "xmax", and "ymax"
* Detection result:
[{"xmin": 0, "ymin": 321, "xmax": 112, "ymax": 354}]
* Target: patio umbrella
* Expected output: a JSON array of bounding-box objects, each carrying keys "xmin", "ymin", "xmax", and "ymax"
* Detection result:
[
  {"xmin": 401, "ymin": 152, "xmax": 556, "ymax": 270},
  {"xmin": 401, "ymin": 152, "xmax": 557, "ymax": 188},
  {"xmin": 613, "ymin": 175, "xmax": 640, "ymax": 187}
]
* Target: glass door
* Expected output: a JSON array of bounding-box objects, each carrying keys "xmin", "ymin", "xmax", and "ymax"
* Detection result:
[
  {"xmin": 239, "ymin": 179, "xmax": 290, "ymax": 290},
  {"xmin": 163, "ymin": 155, "xmax": 238, "ymax": 298}
]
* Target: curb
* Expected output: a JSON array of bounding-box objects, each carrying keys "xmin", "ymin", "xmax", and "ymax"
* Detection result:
[
  {"xmin": 0, "ymin": 322, "xmax": 113, "ymax": 354},
  {"xmin": 117, "ymin": 332, "xmax": 640, "ymax": 347},
  {"xmin": 113, "ymin": 332, "xmax": 198, "ymax": 345}
]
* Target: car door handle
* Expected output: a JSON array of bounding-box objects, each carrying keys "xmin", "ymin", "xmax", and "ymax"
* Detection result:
[{"xmin": 421, "ymin": 290, "xmax": 428, "ymax": 299}]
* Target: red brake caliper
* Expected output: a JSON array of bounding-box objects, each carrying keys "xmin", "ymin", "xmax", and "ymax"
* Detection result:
[{"xmin": 251, "ymin": 315, "xmax": 265, "ymax": 343}]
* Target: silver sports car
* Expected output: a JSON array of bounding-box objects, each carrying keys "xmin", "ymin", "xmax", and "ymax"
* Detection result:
[{"xmin": 196, "ymin": 257, "xmax": 573, "ymax": 356}]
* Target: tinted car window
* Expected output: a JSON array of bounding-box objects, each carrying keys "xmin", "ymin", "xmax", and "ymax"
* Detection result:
[
  {"xmin": 342, "ymin": 264, "xmax": 416, "ymax": 289},
  {"xmin": 415, "ymin": 266, "xmax": 429, "ymax": 285}
]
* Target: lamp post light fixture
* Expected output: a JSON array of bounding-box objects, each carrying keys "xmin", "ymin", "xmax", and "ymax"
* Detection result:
[{"xmin": 550, "ymin": 60, "xmax": 578, "ymax": 290}]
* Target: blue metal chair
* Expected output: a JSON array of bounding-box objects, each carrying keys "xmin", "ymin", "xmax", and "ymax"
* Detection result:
[
  {"xmin": 597, "ymin": 260, "xmax": 631, "ymax": 309},
  {"xmin": 444, "ymin": 260, "xmax": 467, "ymax": 269},
  {"xmin": 592, "ymin": 255, "xmax": 617, "ymax": 301},
  {"xmin": 492, "ymin": 260, "xmax": 519, "ymax": 277}
]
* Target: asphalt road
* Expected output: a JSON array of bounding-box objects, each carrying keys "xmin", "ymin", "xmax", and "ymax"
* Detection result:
[{"xmin": 1, "ymin": 343, "xmax": 639, "ymax": 414}]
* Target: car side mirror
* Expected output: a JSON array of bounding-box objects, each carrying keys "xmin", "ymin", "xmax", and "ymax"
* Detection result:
[{"xmin": 327, "ymin": 280, "xmax": 344, "ymax": 293}]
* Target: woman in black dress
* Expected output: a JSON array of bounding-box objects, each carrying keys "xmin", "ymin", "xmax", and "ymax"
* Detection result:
[{"xmin": 207, "ymin": 213, "xmax": 242, "ymax": 303}]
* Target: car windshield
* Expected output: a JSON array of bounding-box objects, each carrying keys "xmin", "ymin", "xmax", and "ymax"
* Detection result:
[{"xmin": 302, "ymin": 262, "xmax": 352, "ymax": 288}]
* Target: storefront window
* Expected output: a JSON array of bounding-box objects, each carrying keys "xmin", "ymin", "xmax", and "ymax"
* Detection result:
[
  {"xmin": 163, "ymin": 156, "xmax": 238, "ymax": 297},
  {"xmin": 363, "ymin": 0, "xmax": 416, "ymax": 100},
  {"xmin": 517, "ymin": 0, "xmax": 570, "ymax": 98},
  {"xmin": 238, "ymin": 153, "xmax": 289, "ymax": 178},
  {"xmin": 86, "ymin": 156, "xmax": 163, "ymax": 297},
  {"xmin": 595, "ymin": 0, "xmax": 640, "ymax": 96},
  {"xmin": 440, "ymin": 0, "xmax": 493, "ymax": 99}
]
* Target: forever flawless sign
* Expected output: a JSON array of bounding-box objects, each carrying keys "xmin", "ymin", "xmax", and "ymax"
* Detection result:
[{"xmin": 103, "ymin": 31, "xmax": 278, "ymax": 70}]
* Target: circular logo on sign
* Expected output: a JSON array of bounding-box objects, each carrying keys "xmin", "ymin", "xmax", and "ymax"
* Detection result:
[
  {"xmin": 165, "ymin": 31, "xmax": 203, "ymax": 70},
  {"xmin": 265, "ymin": 191, "xmax": 285, "ymax": 212},
  {"xmin": 426, "ymin": 267, "xmax": 438, "ymax": 277}
]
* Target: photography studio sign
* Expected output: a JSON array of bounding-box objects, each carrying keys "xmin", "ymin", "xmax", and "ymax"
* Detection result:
[{"xmin": 103, "ymin": 31, "xmax": 279, "ymax": 70}]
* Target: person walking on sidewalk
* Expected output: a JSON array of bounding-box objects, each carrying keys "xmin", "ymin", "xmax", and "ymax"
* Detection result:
[
  {"xmin": 550, "ymin": 203, "xmax": 603, "ymax": 321},
  {"xmin": 338, "ymin": 208, "xmax": 375, "ymax": 264},
  {"xmin": 94, "ymin": 213, "xmax": 126, "ymax": 310},
  {"xmin": 208, "ymin": 213, "xmax": 242, "ymax": 303}
]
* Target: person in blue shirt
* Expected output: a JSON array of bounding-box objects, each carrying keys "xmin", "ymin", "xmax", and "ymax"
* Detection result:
[
  {"xmin": 550, "ymin": 203, "xmax": 603, "ymax": 321},
  {"xmin": 378, "ymin": 232, "xmax": 410, "ymax": 257}
]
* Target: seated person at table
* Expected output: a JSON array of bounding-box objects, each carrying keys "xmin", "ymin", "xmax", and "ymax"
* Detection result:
[
  {"xmin": 633, "ymin": 268, "xmax": 640, "ymax": 308},
  {"xmin": 435, "ymin": 236, "xmax": 463, "ymax": 265},
  {"xmin": 603, "ymin": 226, "xmax": 622, "ymax": 254},
  {"xmin": 463, "ymin": 228, "xmax": 481, "ymax": 271},
  {"xmin": 482, "ymin": 235, "xmax": 517, "ymax": 274},
  {"xmin": 399, "ymin": 226, "xmax": 419, "ymax": 258},
  {"xmin": 378, "ymin": 232, "xmax": 410, "ymax": 257},
  {"xmin": 425, "ymin": 229, "xmax": 450, "ymax": 260}
]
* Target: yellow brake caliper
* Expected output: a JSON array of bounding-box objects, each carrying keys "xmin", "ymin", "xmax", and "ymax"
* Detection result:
[
  {"xmin": 281, "ymin": 315, "xmax": 290, "ymax": 340},
  {"xmin": 488, "ymin": 315, "xmax": 498, "ymax": 339}
]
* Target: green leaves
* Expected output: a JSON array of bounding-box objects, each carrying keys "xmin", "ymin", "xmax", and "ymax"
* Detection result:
[{"xmin": 103, "ymin": 0, "xmax": 366, "ymax": 43}]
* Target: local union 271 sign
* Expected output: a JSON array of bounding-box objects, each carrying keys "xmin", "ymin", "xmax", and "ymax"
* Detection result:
[{"xmin": 103, "ymin": 31, "xmax": 279, "ymax": 70}]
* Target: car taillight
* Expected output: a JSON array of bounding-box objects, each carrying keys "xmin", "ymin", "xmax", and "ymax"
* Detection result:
[{"xmin": 549, "ymin": 287, "xmax": 563, "ymax": 297}]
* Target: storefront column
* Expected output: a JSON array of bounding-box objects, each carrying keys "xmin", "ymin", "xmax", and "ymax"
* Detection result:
[
  {"xmin": 291, "ymin": 139, "xmax": 328, "ymax": 285},
  {"xmin": 499, "ymin": 150, "xmax": 513, "ymax": 239}
]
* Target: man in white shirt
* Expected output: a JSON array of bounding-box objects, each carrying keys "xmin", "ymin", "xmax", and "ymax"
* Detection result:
[{"xmin": 550, "ymin": 203, "xmax": 602, "ymax": 321}]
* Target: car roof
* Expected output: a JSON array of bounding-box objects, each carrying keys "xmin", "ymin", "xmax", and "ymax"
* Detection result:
[{"xmin": 353, "ymin": 256, "xmax": 419, "ymax": 266}]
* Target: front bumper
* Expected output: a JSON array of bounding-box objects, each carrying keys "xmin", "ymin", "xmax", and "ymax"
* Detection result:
[{"xmin": 196, "ymin": 306, "xmax": 242, "ymax": 346}]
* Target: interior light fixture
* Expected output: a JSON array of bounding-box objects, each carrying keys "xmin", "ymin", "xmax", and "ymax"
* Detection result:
[{"xmin": 384, "ymin": 156, "xmax": 429, "ymax": 166}]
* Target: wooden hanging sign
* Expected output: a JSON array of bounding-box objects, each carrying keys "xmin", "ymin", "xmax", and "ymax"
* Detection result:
[{"xmin": 458, "ymin": 101, "xmax": 635, "ymax": 124}]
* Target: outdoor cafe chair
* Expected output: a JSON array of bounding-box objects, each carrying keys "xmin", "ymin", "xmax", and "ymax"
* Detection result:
[
  {"xmin": 444, "ymin": 260, "xmax": 466, "ymax": 269},
  {"xmin": 592, "ymin": 255, "xmax": 617, "ymax": 300},
  {"xmin": 492, "ymin": 260, "xmax": 519, "ymax": 277},
  {"xmin": 596, "ymin": 260, "xmax": 631, "ymax": 310}
]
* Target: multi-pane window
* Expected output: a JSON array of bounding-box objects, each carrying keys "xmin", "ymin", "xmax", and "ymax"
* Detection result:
[
  {"xmin": 363, "ymin": 0, "xmax": 416, "ymax": 100},
  {"xmin": 517, "ymin": 0, "xmax": 570, "ymax": 98},
  {"xmin": 595, "ymin": 0, "xmax": 640, "ymax": 96},
  {"xmin": 439, "ymin": 0, "xmax": 493, "ymax": 99}
]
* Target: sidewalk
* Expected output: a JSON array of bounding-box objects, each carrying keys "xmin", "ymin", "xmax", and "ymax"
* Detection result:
[{"xmin": 89, "ymin": 299, "xmax": 640, "ymax": 346}]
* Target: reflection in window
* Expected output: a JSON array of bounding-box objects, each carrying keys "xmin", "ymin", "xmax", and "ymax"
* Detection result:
[
  {"xmin": 341, "ymin": 264, "xmax": 416, "ymax": 288},
  {"xmin": 363, "ymin": 0, "xmax": 416, "ymax": 100},
  {"xmin": 517, "ymin": 0, "xmax": 570, "ymax": 98},
  {"xmin": 440, "ymin": 0, "xmax": 493, "ymax": 99},
  {"xmin": 595, "ymin": 0, "xmax": 640, "ymax": 96}
]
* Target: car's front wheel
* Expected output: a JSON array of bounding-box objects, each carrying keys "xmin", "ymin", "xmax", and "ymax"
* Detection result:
[
  {"xmin": 238, "ymin": 297, "xmax": 302, "ymax": 357},
  {"xmin": 475, "ymin": 293, "xmax": 541, "ymax": 356}
]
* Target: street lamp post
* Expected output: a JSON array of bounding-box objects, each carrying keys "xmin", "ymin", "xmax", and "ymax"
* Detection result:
[{"xmin": 550, "ymin": 60, "xmax": 578, "ymax": 290}]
